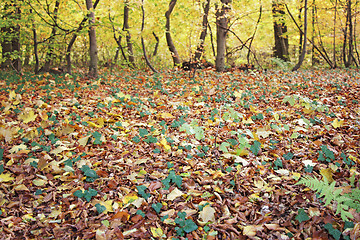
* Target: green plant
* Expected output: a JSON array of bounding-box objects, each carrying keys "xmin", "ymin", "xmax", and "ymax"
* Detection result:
[
  {"xmin": 174, "ymin": 212, "xmax": 198, "ymax": 237},
  {"xmin": 73, "ymin": 188, "xmax": 98, "ymax": 202},
  {"xmin": 80, "ymin": 165, "xmax": 99, "ymax": 182},
  {"xmin": 296, "ymin": 176, "xmax": 355, "ymax": 221}
]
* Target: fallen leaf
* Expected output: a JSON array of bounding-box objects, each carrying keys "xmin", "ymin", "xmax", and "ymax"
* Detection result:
[
  {"xmin": 167, "ymin": 187, "xmax": 184, "ymax": 201},
  {"xmin": 199, "ymin": 205, "xmax": 216, "ymax": 222}
]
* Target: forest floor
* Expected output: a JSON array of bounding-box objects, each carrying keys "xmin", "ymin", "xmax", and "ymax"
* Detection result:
[{"xmin": 0, "ymin": 68, "xmax": 359, "ymax": 239}]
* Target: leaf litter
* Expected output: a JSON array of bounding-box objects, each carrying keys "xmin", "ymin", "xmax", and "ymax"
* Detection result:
[{"xmin": 0, "ymin": 69, "xmax": 359, "ymax": 239}]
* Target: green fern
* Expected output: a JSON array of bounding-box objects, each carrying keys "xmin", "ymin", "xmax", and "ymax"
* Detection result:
[{"xmin": 296, "ymin": 176, "xmax": 354, "ymax": 221}]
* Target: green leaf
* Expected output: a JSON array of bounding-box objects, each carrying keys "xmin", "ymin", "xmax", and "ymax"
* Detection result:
[
  {"xmin": 250, "ymin": 141, "xmax": 261, "ymax": 155},
  {"xmin": 95, "ymin": 203, "xmax": 106, "ymax": 214},
  {"xmin": 183, "ymin": 219, "xmax": 198, "ymax": 233},
  {"xmin": 84, "ymin": 188, "xmax": 98, "ymax": 202},
  {"xmin": 324, "ymin": 223, "xmax": 341, "ymax": 240},
  {"xmin": 152, "ymin": 202, "xmax": 162, "ymax": 213},
  {"xmin": 139, "ymin": 128, "xmax": 148, "ymax": 137},
  {"xmin": 295, "ymin": 208, "xmax": 309, "ymax": 223},
  {"xmin": 132, "ymin": 135, "xmax": 141, "ymax": 143},
  {"xmin": 92, "ymin": 131, "xmax": 102, "ymax": 145},
  {"xmin": 0, "ymin": 164, "xmax": 4, "ymax": 174},
  {"xmin": 74, "ymin": 190, "xmax": 84, "ymax": 198},
  {"xmin": 136, "ymin": 185, "xmax": 150, "ymax": 200},
  {"xmin": 136, "ymin": 210, "xmax": 145, "ymax": 217},
  {"xmin": 0, "ymin": 148, "xmax": 3, "ymax": 161},
  {"xmin": 283, "ymin": 152, "xmax": 294, "ymax": 160}
]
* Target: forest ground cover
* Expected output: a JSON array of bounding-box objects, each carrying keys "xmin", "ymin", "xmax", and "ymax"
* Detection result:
[{"xmin": 0, "ymin": 68, "xmax": 359, "ymax": 239}]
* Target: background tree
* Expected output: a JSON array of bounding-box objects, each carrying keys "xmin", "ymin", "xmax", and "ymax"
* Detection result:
[
  {"xmin": 1, "ymin": 0, "xmax": 22, "ymax": 72},
  {"xmin": 165, "ymin": 0, "xmax": 181, "ymax": 66},
  {"xmin": 272, "ymin": 0, "xmax": 289, "ymax": 62},
  {"xmin": 86, "ymin": 0, "xmax": 98, "ymax": 78},
  {"xmin": 123, "ymin": 0, "xmax": 135, "ymax": 68},
  {"xmin": 292, "ymin": 0, "xmax": 308, "ymax": 71},
  {"xmin": 215, "ymin": 0, "xmax": 232, "ymax": 72}
]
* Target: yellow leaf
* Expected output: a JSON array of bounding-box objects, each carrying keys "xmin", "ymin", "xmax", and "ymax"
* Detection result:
[
  {"xmin": 87, "ymin": 121, "xmax": 102, "ymax": 128},
  {"xmin": 78, "ymin": 135, "xmax": 91, "ymax": 146},
  {"xmin": 9, "ymin": 144, "xmax": 27, "ymax": 154},
  {"xmin": 159, "ymin": 138, "xmax": 171, "ymax": 151},
  {"xmin": 199, "ymin": 205, "xmax": 216, "ymax": 223},
  {"xmin": 33, "ymin": 179, "xmax": 47, "ymax": 186},
  {"xmin": 14, "ymin": 184, "xmax": 29, "ymax": 191},
  {"xmin": 161, "ymin": 112, "xmax": 175, "ymax": 119},
  {"xmin": 320, "ymin": 168, "xmax": 334, "ymax": 183},
  {"xmin": 234, "ymin": 90, "xmax": 243, "ymax": 98},
  {"xmin": 19, "ymin": 109, "xmax": 37, "ymax": 123},
  {"xmin": 332, "ymin": 119, "xmax": 344, "ymax": 128},
  {"xmin": 49, "ymin": 208, "xmax": 62, "ymax": 219},
  {"xmin": 242, "ymin": 117, "xmax": 254, "ymax": 124},
  {"xmin": 249, "ymin": 105, "xmax": 258, "ymax": 113},
  {"xmin": 243, "ymin": 225, "xmax": 264, "ymax": 237},
  {"xmin": 122, "ymin": 193, "xmax": 138, "ymax": 205},
  {"xmin": 256, "ymin": 128, "xmax": 272, "ymax": 138},
  {"xmin": 9, "ymin": 90, "xmax": 16, "ymax": 101},
  {"xmin": 151, "ymin": 227, "xmax": 164, "ymax": 238},
  {"xmin": 92, "ymin": 200, "xmax": 114, "ymax": 214},
  {"xmin": 0, "ymin": 173, "xmax": 14, "ymax": 182}
]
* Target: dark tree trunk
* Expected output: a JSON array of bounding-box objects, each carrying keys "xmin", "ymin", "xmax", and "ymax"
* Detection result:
[
  {"xmin": 165, "ymin": 0, "xmax": 181, "ymax": 66},
  {"xmin": 343, "ymin": 0, "xmax": 353, "ymax": 67},
  {"xmin": 215, "ymin": 0, "xmax": 231, "ymax": 72},
  {"xmin": 1, "ymin": 1, "xmax": 22, "ymax": 72},
  {"xmin": 292, "ymin": 0, "xmax": 308, "ymax": 71},
  {"xmin": 86, "ymin": 0, "xmax": 98, "ymax": 78},
  {"xmin": 123, "ymin": 0, "xmax": 136, "ymax": 68},
  {"xmin": 194, "ymin": 0, "xmax": 211, "ymax": 62},
  {"xmin": 272, "ymin": 0, "xmax": 289, "ymax": 62}
]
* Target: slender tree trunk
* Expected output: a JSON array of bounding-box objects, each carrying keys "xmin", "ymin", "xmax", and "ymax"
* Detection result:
[
  {"xmin": 292, "ymin": 0, "xmax": 308, "ymax": 71},
  {"xmin": 215, "ymin": 0, "xmax": 231, "ymax": 72},
  {"xmin": 272, "ymin": 0, "xmax": 289, "ymax": 62},
  {"xmin": 65, "ymin": 0, "xmax": 99, "ymax": 74},
  {"xmin": 123, "ymin": 0, "xmax": 136, "ymax": 68},
  {"xmin": 194, "ymin": 0, "xmax": 211, "ymax": 62},
  {"xmin": 42, "ymin": 0, "xmax": 60, "ymax": 72},
  {"xmin": 343, "ymin": 0, "xmax": 353, "ymax": 67},
  {"xmin": 165, "ymin": 0, "xmax": 181, "ymax": 66},
  {"xmin": 298, "ymin": 0, "xmax": 303, "ymax": 55},
  {"xmin": 332, "ymin": 0, "xmax": 337, "ymax": 68},
  {"xmin": 311, "ymin": 1, "xmax": 317, "ymax": 66},
  {"xmin": 140, "ymin": 0, "xmax": 158, "ymax": 73},
  {"xmin": 85, "ymin": 0, "xmax": 98, "ymax": 78}
]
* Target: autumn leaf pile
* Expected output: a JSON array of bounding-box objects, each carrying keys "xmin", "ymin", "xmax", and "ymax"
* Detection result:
[{"xmin": 0, "ymin": 69, "xmax": 359, "ymax": 239}]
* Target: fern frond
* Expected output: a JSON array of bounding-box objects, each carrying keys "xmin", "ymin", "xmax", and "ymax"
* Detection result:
[{"xmin": 296, "ymin": 176, "xmax": 354, "ymax": 221}]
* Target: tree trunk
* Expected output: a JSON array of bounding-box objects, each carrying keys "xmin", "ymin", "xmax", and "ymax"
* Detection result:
[
  {"xmin": 65, "ymin": 0, "xmax": 100, "ymax": 74},
  {"xmin": 165, "ymin": 0, "xmax": 181, "ymax": 66},
  {"xmin": 343, "ymin": 0, "xmax": 353, "ymax": 67},
  {"xmin": 332, "ymin": 0, "xmax": 337, "ymax": 68},
  {"xmin": 86, "ymin": 0, "xmax": 98, "ymax": 78},
  {"xmin": 123, "ymin": 0, "xmax": 136, "ymax": 68},
  {"xmin": 272, "ymin": 0, "xmax": 289, "ymax": 62},
  {"xmin": 194, "ymin": 0, "xmax": 211, "ymax": 62},
  {"xmin": 292, "ymin": 0, "xmax": 307, "ymax": 71},
  {"xmin": 1, "ymin": 1, "xmax": 22, "ymax": 72},
  {"xmin": 215, "ymin": 0, "xmax": 231, "ymax": 72},
  {"xmin": 42, "ymin": 0, "xmax": 60, "ymax": 72}
]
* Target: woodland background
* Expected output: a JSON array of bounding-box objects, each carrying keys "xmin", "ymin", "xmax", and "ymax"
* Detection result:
[
  {"xmin": 0, "ymin": 1, "xmax": 360, "ymax": 240},
  {"xmin": 0, "ymin": 0, "xmax": 359, "ymax": 74}
]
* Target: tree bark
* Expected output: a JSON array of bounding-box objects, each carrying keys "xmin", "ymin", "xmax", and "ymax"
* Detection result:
[
  {"xmin": 215, "ymin": 0, "xmax": 231, "ymax": 72},
  {"xmin": 343, "ymin": 0, "xmax": 353, "ymax": 67},
  {"xmin": 43, "ymin": 0, "xmax": 60, "ymax": 72},
  {"xmin": 140, "ymin": 0, "xmax": 158, "ymax": 73},
  {"xmin": 165, "ymin": 0, "xmax": 181, "ymax": 66},
  {"xmin": 123, "ymin": 0, "xmax": 136, "ymax": 68},
  {"xmin": 85, "ymin": 0, "xmax": 98, "ymax": 78},
  {"xmin": 194, "ymin": 0, "xmax": 211, "ymax": 62},
  {"xmin": 292, "ymin": 0, "xmax": 307, "ymax": 71},
  {"xmin": 1, "ymin": 1, "xmax": 22, "ymax": 72},
  {"xmin": 272, "ymin": 0, "xmax": 289, "ymax": 62},
  {"xmin": 65, "ymin": 0, "xmax": 100, "ymax": 74}
]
